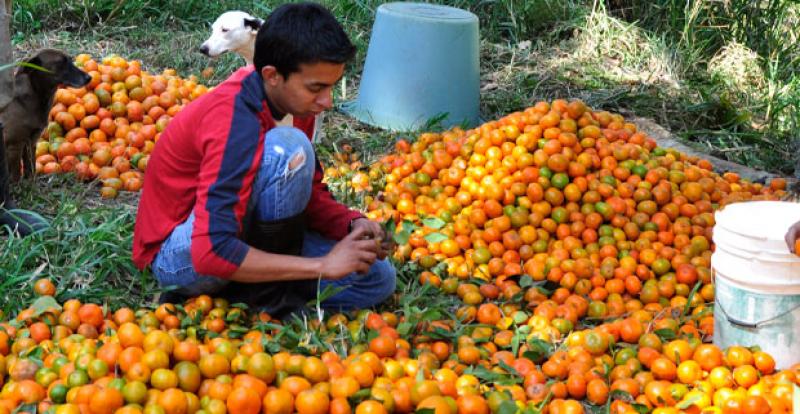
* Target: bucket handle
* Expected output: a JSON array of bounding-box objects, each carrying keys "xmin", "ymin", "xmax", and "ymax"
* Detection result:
[{"xmin": 715, "ymin": 297, "xmax": 800, "ymax": 329}]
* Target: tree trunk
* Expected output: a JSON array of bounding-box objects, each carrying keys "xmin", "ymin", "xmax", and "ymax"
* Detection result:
[
  {"xmin": 0, "ymin": 122, "xmax": 11, "ymax": 208},
  {"xmin": 0, "ymin": 0, "xmax": 13, "ymax": 111}
]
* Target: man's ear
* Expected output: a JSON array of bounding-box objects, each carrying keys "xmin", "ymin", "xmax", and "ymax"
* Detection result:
[{"xmin": 260, "ymin": 66, "xmax": 282, "ymax": 86}]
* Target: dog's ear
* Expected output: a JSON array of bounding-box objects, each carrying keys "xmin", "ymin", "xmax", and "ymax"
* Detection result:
[{"xmin": 244, "ymin": 17, "xmax": 263, "ymax": 33}]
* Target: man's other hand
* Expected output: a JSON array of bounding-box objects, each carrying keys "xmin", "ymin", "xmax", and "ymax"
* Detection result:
[
  {"xmin": 321, "ymin": 226, "xmax": 380, "ymax": 280},
  {"xmin": 785, "ymin": 220, "xmax": 800, "ymax": 253},
  {"xmin": 351, "ymin": 218, "xmax": 391, "ymax": 259}
]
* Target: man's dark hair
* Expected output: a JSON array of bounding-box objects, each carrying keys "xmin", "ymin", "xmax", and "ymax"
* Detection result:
[{"xmin": 254, "ymin": 2, "xmax": 356, "ymax": 77}]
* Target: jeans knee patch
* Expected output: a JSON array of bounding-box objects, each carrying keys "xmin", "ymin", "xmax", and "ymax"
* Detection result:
[
  {"xmin": 288, "ymin": 151, "xmax": 306, "ymax": 171},
  {"xmin": 285, "ymin": 149, "xmax": 308, "ymax": 177}
]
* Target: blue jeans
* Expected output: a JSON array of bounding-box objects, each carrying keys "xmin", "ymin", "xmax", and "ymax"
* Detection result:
[{"xmin": 151, "ymin": 126, "xmax": 396, "ymax": 310}]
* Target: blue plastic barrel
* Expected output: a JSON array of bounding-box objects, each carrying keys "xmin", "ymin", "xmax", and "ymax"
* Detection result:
[{"xmin": 341, "ymin": 2, "xmax": 480, "ymax": 131}]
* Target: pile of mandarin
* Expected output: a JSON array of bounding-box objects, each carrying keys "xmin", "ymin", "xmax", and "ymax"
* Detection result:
[
  {"xmin": 1, "ymin": 100, "xmax": 797, "ymax": 414},
  {"xmin": 37, "ymin": 54, "xmax": 210, "ymax": 197}
]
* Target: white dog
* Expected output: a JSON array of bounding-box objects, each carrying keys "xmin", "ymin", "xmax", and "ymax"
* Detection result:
[
  {"xmin": 200, "ymin": 11, "xmax": 264, "ymax": 65},
  {"xmin": 200, "ymin": 10, "xmax": 325, "ymax": 140}
]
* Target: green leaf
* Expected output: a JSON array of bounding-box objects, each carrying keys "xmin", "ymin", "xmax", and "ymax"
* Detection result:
[
  {"xmin": 654, "ymin": 328, "xmax": 677, "ymax": 341},
  {"xmin": 366, "ymin": 329, "xmax": 380, "ymax": 342},
  {"xmin": 683, "ymin": 281, "xmax": 702, "ymax": 317},
  {"xmin": 423, "ymin": 232, "xmax": 449, "ymax": 243},
  {"xmin": 415, "ymin": 409, "xmax": 436, "ymax": 414},
  {"xmin": 384, "ymin": 217, "xmax": 396, "ymax": 234},
  {"xmin": 581, "ymin": 402, "xmax": 606, "ymax": 414},
  {"xmin": 522, "ymin": 350, "xmax": 543, "ymax": 363},
  {"xmin": 24, "ymin": 346, "xmax": 44, "ymax": 363},
  {"xmin": 498, "ymin": 360, "xmax": 521, "ymax": 377},
  {"xmin": 308, "ymin": 284, "xmax": 346, "ymax": 307},
  {"xmin": 519, "ymin": 275, "xmax": 534, "ymax": 288},
  {"xmin": 0, "ymin": 61, "xmax": 52, "ymax": 73},
  {"xmin": 11, "ymin": 402, "xmax": 37, "ymax": 414},
  {"xmin": 497, "ymin": 400, "xmax": 518, "ymax": 414},
  {"xmin": 30, "ymin": 296, "xmax": 61, "ymax": 318},
  {"xmin": 393, "ymin": 220, "xmax": 416, "ymax": 245},
  {"xmin": 415, "ymin": 367, "xmax": 425, "ymax": 382},
  {"xmin": 511, "ymin": 330, "xmax": 522, "ymax": 356},
  {"xmin": 420, "ymin": 309, "xmax": 442, "ymax": 322},
  {"xmin": 676, "ymin": 393, "xmax": 702, "ymax": 409},
  {"xmin": 609, "ymin": 389, "xmax": 634, "ymax": 403},
  {"xmin": 465, "ymin": 365, "xmax": 521, "ymax": 386},
  {"xmin": 427, "ymin": 327, "xmax": 454, "ymax": 340},
  {"xmin": 422, "ymin": 217, "xmax": 446, "ymax": 229},
  {"xmin": 348, "ymin": 388, "xmax": 372, "ymax": 406},
  {"xmin": 522, "ymin": 338, "xmax": 552, "ymax": 363},
  {"xmin": 397, "ymin": 321, "xmax": 413, "ymax": 336}
]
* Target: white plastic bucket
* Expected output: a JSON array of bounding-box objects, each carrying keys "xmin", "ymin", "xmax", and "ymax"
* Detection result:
[{"xmin": 712, "ymin": 201, "xmax": 800, "ymax": 369}]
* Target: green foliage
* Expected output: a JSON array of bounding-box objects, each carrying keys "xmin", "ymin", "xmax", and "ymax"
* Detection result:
[
  {"xmin": 1, "ymin": 176, "xmax": 158, "ymax": 316},
  {"xmin": 606, "ymin": 0, "xmax": 799, "ymax": 173}
]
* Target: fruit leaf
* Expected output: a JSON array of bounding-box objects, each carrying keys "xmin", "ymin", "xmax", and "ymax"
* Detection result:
[
  {"xmin": 23, "ymin": 346, "xmax": 44, "ymax": 364},
  {"xmin": 421, "ymin": 309, "xmax": 442, "ymax": 322},
  {"xmin": 654, "ymin": 328, "xmax": 677, "ymax": 341},
  {"xmin": 423, "ymin": 232, "xmax": 448, "ymax": 243},
  {"xmin": 497, "ymin": 401, "xmax": 518, "ymax": 414},
  {"xmin": 393, "ymin": 220, "xmax": 416, "ymax": 245},
  {"xmin": 348, "ymin": 388, "xmax": 372, "ymax": 406},
  {"xmin": 30, "ymin": 296, "xmax": 61, "ymax": 318},
  {"xmin": 12, "ymin": 403, "xmax": 37, "ymax": 414},
  {"xmin": 383, "ymin": 217, "xmax": 396, "ymax": 236},
  {"xmin": 609, "ymin": 390, "xmax": 634, "ymax": 403},
  {"xmin": 682, "ymin": 281, "xmax": 702, "ymax": 317},
  {"xmin": 519, "ymin": 275, "xmax": 534, "ymax": 288},
  {"xmin": 465, "ymin": 365, "xmax": 521, "ymax": 386},
  {"xmin": 522, "ymin": 338, "xmax": 552, "ymax": 363},
  {"xmin": 415, "ymin": 410, "xmax": 435, "ymax": 414},
  {"xmin": 308, "ymin": 284, "xmax": 346, "ymax": 307},
  {"xmin": 427, "ymin": 327, "xmax": 455, "ymax": 340},
  {"xmin": 580, "ymin": 402, "xmax": 605, "ymax": 414},
  {"xmin": 676, "ymin": 393, "xmax": 702, "ymax": 409},
  {"xmin": 511, "ymin": 330, "xmax": 522, "ymax": 356},
  {"xmin": 498, "ymin": 360, "xmax": 521, "ymax": 377},
  {"xmin": 397, "ymin": 321, "xmax": 413, "ymax": 336},
  {"xmin": 422, "ymin": 217, "xmax": 446, "ymax": 229}
]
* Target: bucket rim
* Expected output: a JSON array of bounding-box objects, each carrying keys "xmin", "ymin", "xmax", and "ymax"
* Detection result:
[{"xmin": 378, "ymin": 2, "xmax": 478, "ymax": 22}]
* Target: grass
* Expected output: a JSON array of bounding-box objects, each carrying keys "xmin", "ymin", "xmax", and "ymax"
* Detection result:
[
  {"xmin": 1, "ymin": 175, "xmax": 157, "ymax": 316},
  {"xmin": 2, "ymin": 0, "xmax": 799, "ymax": 314}
]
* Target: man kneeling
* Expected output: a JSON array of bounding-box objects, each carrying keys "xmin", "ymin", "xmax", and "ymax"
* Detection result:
[{"xmin": 132, "ymin": 3, "xmax": 395, "ymax": 318}]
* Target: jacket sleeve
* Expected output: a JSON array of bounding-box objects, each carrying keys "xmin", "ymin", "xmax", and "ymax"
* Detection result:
[{"xmin": 189, "ymin": 101, "xmax": 262, "ymax": 278}]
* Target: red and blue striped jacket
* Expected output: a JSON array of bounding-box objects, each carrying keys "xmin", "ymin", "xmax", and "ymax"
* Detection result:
[{"xmin": 132, "ymin": 66, "xmax": 363, "ymax": 278}]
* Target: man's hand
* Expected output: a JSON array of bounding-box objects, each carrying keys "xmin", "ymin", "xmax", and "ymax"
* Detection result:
[
  {"xmin": 785, "ymin": 220, "xmax": 800, "ymax": 253},
  {"xmin": 320, "ymin": 226, "xmax": 380, "ymax": 280},
  {"xmin": 351, "ymin": 217, "xmax": 392, "ymax": 259}
]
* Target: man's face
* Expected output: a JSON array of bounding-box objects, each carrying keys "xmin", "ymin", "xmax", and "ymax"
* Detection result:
[{"xmin": 262, "ymin": 62, "xmax": 345, "ymax": 118}]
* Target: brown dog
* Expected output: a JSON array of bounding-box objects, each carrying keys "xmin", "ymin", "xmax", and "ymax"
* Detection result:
[{"xmin": 0, "ymin": 49, "xmax": 90, "ymax": 181}]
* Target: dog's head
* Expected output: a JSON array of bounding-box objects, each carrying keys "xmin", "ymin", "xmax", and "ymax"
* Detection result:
[
  {"xmin": 23, "ymin": 49, "xmax": 91, "ymax": 88},
  {"xmin": 199, "ymin": 11, "xmax": 263, "ymax": 58}
]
